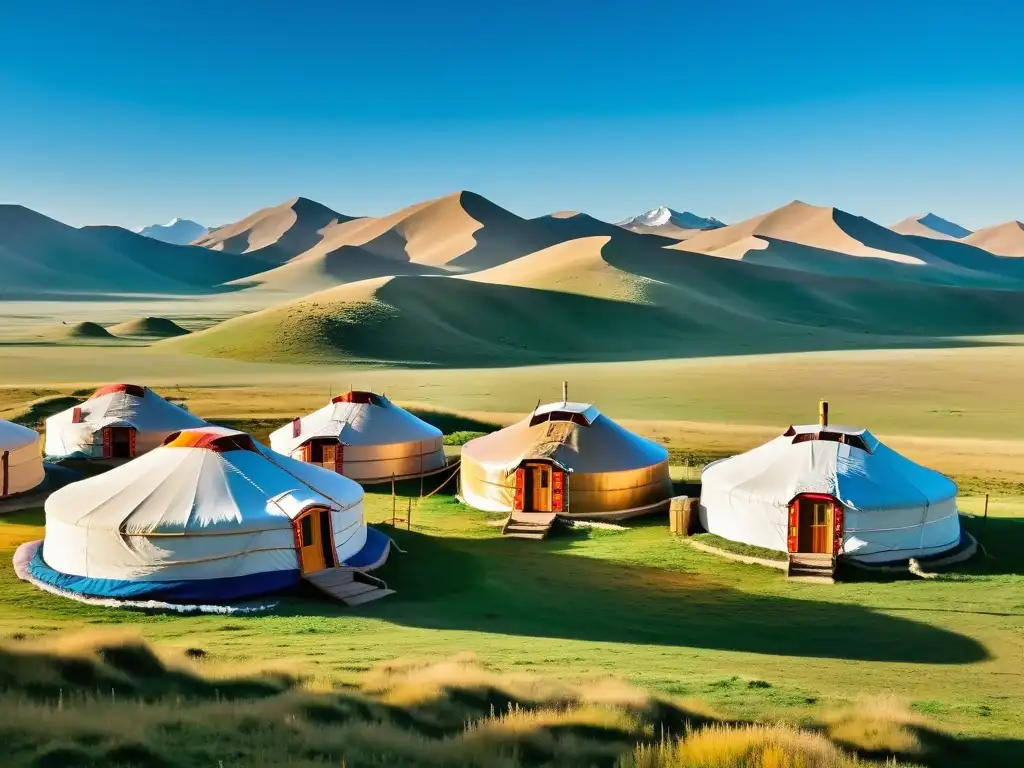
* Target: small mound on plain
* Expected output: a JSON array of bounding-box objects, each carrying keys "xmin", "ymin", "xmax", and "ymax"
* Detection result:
[
  {"xmin": 47, "ymin": 321, "xmax": 116, "ymax": 340},
  {"xmin": 108, "ymin": 317, "xmax": 190, "ymax": 338}
]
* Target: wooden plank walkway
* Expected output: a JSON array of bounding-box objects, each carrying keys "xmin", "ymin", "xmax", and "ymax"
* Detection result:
[{"xmin": 304, "ymin": 567, "xmax": 395, "ymax": 605}]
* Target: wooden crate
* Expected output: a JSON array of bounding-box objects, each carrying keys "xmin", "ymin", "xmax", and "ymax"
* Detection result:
[{"xmin": 669, "ymin": 496, "xmax": 698, "ymax": 535}]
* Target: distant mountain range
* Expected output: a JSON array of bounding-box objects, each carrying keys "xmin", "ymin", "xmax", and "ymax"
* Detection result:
[
  {"xmin": 617, "ymin": 206, "xmax": 725, "ymax": 238},
  {"xmin": 3, "ymin": 192, "xmax": 1024, "ymax": 367},
  {"xmin": 136, "ymin": 218, "xmax": 209, "ymax": 245}
]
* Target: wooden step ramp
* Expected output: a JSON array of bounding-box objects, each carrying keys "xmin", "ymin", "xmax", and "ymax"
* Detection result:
[
  {"xmin": 304, "ymin": 567, "xmax": 395, "ymax": 606},
  {"xmin": 502, "ymin": 510, "xmax": 557, "ymax": 540},
  {"xmin": 787, "ymin": 553, "xmax": 836, "ymax": 583}
]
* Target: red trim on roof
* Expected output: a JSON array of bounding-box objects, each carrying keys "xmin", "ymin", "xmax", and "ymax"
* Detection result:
[
  {"xmin": 162, "ymin": 429, "xmax": 258, "ymax": 453},
  {"xmin": 331, "ymin": 390, "xmax": 383, "ymax": 406},
  {"xmin": 89, "ymin": 383, "xmax": 145, "ymax": 400}
]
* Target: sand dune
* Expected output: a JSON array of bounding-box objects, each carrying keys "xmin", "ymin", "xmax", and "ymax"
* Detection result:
[
  {"xmin": 0, "ymin": 205, "xmax": 195, "ymax": 298},
  {"xmin": 672, "ymin": 201, "xmax": 1004, "ymax": 284},
  {"xmin": 891, "ymin": 213, "xmax": 972, "ymax": 240},
  {"xmin": 225, "ymin": 243, "xmax": 446, "ymax": 294},
  {"xmin": 304, "ymin": 191, "xmax": 560, "ymax": 271},
  {"xmin": 964, "ymin": 221, "xmax": 1024, "ymax": 257},
  {"xmin": 460, "ymin": 236, "xmax": 666, "ymax": 303},
  {"xmin": 191, "ymin": 197, "xmax": 358, "ymax": 264}
]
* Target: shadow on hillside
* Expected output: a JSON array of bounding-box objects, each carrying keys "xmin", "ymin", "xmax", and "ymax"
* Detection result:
[{"xmin": 275, "ymin": 518, "xmax": 987, "ymax": 665}]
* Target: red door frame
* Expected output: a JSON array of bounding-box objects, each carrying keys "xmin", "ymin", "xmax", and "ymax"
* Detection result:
[
  {"xmin": 787, "ymin": 493, "xmax": 844, "ymax": 555},
  {"xmin": 513, "ymin": 461, "xmax": 568, "ymax": 513}
]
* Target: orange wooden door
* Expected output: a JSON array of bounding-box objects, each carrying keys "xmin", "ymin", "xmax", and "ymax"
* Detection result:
[{"xmin": 809, "ymin": 502, "xmax": 833, "ymax": 554}]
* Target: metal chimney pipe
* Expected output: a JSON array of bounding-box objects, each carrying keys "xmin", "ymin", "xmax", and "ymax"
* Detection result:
[
  {"xmin": 562, "ymin": 381, "xmax": 568, "ymax": 403},
  {"xmin": 819, "ymin": 400, "xmax": 829, "ymax": 428}
]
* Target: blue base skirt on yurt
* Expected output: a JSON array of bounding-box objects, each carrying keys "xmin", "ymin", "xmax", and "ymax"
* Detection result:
[{"xmin": 26, "ymin": 526, "xmax": 394, "ymax": 602}]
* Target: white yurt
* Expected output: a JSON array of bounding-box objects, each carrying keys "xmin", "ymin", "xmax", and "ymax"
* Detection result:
[
  {"xmin": 26, "ymin": 427, "xmax": 390, "ymax": 601},
  {"xmin": 1, "ymin": 419, "xmax": 46, "ymax": 498},
  {"xmin": 460, "ymin": 394, "xmax": 672, "ymax": 520},
  {"xmin": 44, "ymin": 383, "xmax": 207, "ymax": 459},
  {"xmin": 269, "ymin": 391, "xmax": 446, "ymax": 483},
  {"xmin": 699, "ymin": 410, "xmax": 961, "ymax": 563}
]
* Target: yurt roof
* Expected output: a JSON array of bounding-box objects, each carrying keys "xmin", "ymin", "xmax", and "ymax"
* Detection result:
[
  {"xmin": 702, "ymin": 425, "xmax": 955, "ymax": 512},
  {"xmin": 462, "ymin": 402, "xmax": 666, "ymax": 474},
  {"xmin": 45, "ymin": 427, "xmax": 362, "ymax": 536},
  {"xmin": 530, "ymin": 401, "xmax": 600, "ymax": 426},
  {"xmin": 270, "ymin": 392, "xmax": 441, "ymax": 454},
  {"xmin": 0, "ymin": 419, "xmax": 39, "ymax": 450},
  {"xmin": 46, "ymin": 384, "xmax": 206, "ymax": 432}
]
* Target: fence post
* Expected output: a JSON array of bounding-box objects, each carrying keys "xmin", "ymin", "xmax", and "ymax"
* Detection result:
[
  {"xmin": 407, "ymin": 497, "xmax": 412, "ymax": 530},
  {"xmin": 391, "ymin": 473, "xmax": 396, "ymax": 526},
  {"xmin": 984, "ymin": 493, "xmax": 989, "ymax": 524}
]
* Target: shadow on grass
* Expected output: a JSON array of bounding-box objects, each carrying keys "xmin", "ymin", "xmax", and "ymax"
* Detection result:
[{"xmin": 273, "ymin": 509, "xmax": 987, "ymax": 666}]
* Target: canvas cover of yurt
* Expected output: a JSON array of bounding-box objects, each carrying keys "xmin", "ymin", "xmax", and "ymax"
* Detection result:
[
  {"xmin": 0, "ymin": 419, "xmax": 46, "ymax": 498},
  {"xmin": 26, "ymin": 426, "xmax": 390, "ymax": 602},
  {"xmin": 269, "ymin": 391, "xmax": 446, "ymax": 483},
  {"xmin": 44, "ymin": 383, "xmax": 207, "ymax": 459},
  {"xmin": 460, "ymin": 400, "xmax": 672, "ymax": 519},
  {"xmin": 699, "ymin": 420, "xmax": 961, "ymax": 563}
]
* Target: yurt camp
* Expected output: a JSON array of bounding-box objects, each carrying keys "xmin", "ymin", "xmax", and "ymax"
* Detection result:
[
  {"xmin": 20, "ymin": 426, "xmax": 392, "ymax": 605},
  {"xmin": 44, "ymin": 383, "xmax": 206, "ymax": 459},
  {"xmin": 699, "ymin": 402, "xmax": 961, "ymax": 575},
  {"xmin": 1, "ymin": 419, "xmax": 46, "ymax": 499},
  {"xmin": 460, "ymin": 387, "xmax": 672, "ymax": 525},
  {"xmin": 269, "ymin": 390, "xmax": 446, "ymax": 484}
]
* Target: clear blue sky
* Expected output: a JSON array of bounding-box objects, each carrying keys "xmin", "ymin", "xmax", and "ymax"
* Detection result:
[{"xmin": 1, "ymin": 0, "xmax": 1021, "ymax": 230}]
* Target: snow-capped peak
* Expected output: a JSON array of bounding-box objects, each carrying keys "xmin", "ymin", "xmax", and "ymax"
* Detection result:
[
  {"xmin": 137, "ymin": 218, "xmax": 209, "ymax": 245},
  {"xmin": 617, "ymin": 206, "xmax": 724, "ymax": 232}
]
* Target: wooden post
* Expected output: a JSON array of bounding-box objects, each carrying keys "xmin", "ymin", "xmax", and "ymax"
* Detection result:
[
  {"xmin": 984, "ymin": 493, "xmax": 989, "ymax": 523},
  {"xmin": 419, "ymin": 447, "xmax": 425, "ymax": 498},
  {"xmin": 819, "ymin": 400, "xmax": 828, "ymax": 428},
  {"xmin": 391, "ymin": 473, "xmax": 396, "ymax": 526},
  {"xmin": 562, "ymin": 381, "xmax": 568, "ymax": 403},
  {"xmin": 407, "ymin": 497, "xmax": 412, "ymax": 530}
]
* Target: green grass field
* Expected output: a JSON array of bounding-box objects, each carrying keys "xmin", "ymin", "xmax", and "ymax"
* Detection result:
[
  {"xmin": 2, "ymin": 340, "xmax": 1024, "ymax": 765},
  {"xmin": 2, "ymin": 484, "xmax": 1022, "ymax": 766}
]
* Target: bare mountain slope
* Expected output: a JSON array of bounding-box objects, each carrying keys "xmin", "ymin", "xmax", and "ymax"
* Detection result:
[
  {"xmin": 81, "ymin": 226, "xmax": 264, "ymax": 289},
  {"xmin": 0, "ymin": 205, "xmax": 196, "ymax": 297},
  {"xmin": 191, "ymin": 197, "xmax": 358, "ymax": 264},
  {"xmin": 891, "ymin": 213, "xmax": 972, "ymax": 240}
]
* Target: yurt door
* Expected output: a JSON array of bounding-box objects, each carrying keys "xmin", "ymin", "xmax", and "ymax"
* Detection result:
[
  {"xmin": 322, "ymin": 443, "xmax": 343, "ymax": 474},
  {"xmin": 793, "ymin": 497, "xmax": 834, "ymax": 554},
  {"xmin": 294, "ymin": 507, "xmax": 337, "ymax": 574},
  {"xmin": 528, "ymin": 464, "xmax": 552, "ymax": 513},
  {"xmin": 104, "ymin": 427, "xmax": 135, "ymax": 459}
]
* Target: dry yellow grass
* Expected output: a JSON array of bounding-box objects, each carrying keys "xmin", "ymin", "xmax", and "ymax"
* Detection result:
[
  {"xmin": 0, "ymin": 632, "xmax": 923, "ymax": 768},
  {"xmin": 624, "ymin": 723, "xmax": 899, "ymax": 768}
]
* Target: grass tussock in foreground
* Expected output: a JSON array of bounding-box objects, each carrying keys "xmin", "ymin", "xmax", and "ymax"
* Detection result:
[{"xmin": 0, "ymin": 633, "xmax": 932, "ymax": 768}]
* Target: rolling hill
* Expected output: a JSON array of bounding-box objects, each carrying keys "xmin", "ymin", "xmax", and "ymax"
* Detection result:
[
  {"xmin": 964, "ymin": 221, "xmax": 1024, "ymax": 257},
  {"xmin": 81, "ymin": 226, "xmax": 265, "ymax": 289},
  {"xmin": 166, "ymin": 228, "xmax": 1024, "ymax": 367},
  {"xmin": 0, "ymin": 205, "xmax": 198, "ymax": 298}
]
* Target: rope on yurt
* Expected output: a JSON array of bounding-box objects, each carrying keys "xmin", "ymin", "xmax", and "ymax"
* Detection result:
[{"xmin": 419, "ymin": 460, "xmax": 461, "ymax": 501}]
